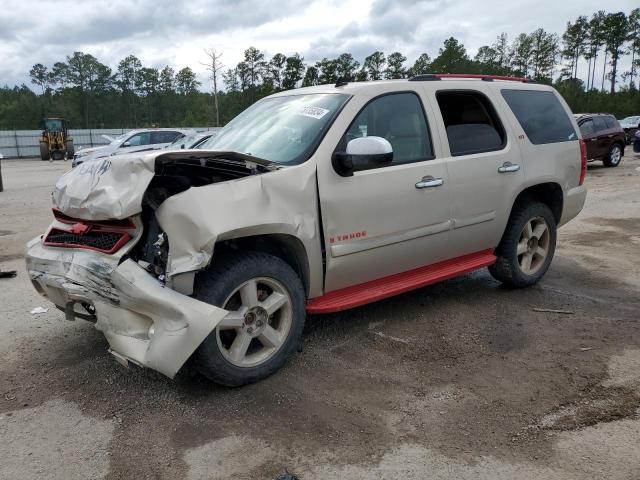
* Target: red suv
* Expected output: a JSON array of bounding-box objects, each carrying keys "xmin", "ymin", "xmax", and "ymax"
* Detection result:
[{"xmin": 575, "ymin": 113, "xmax": 626, "ymax": 167}]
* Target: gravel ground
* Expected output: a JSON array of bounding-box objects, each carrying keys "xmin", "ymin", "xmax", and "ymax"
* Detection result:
[{"xmin": 1, "ymin": 155, "xmax": 639, "ymax": 479}]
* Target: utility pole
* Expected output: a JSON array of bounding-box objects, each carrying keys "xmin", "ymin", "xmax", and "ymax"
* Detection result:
[{"xmin": 202, "ymin": 48, "xmax": 224, "ymax": 127}]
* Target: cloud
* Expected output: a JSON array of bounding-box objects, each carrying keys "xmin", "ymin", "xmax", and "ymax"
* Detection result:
[{"xmin": 0, "ymin": 0, "xmax": 637, "ymax": 89}]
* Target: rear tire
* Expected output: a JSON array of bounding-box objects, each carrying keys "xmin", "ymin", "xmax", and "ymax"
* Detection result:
[
  {"xmin": 39, "ymin": 141, "xmax": 49, "ymax": 161},
  {"xmin": 489, "ymin": 201, "xmax": 557, "ymax": 288},
  {"xmin": 603, "ymin": 143, "xmax": 622, "ymax": 167},
  {"xmin": 193, "ymin": 251, "xmax": 306, "ymax": 387}
]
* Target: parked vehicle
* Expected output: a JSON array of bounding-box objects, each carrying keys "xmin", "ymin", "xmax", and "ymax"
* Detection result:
[
  {"xmin": 72, "ymin": 129, "xmax": 192, "ymax": 167},
  {"xmin": 26, "ymin": 75, "xmax": 586, "ymax": 386},
  {"xmin": 575, "ymin": 113, "xmax": 626, "ymax": 167},
  {"xmin": 164, "ymin": 132, "xmax": 213, "ymax": 150},
  {"xmin": 39, "ymin": 117, "xmax": 74, "ymax": 161},
  {"xmin": 619, "ymin": 115, "xmax": 640, "ymax": 144}
]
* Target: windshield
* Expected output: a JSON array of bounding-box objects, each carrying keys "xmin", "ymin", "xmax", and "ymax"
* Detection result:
[
  {"xmin": 110, "ymin": 132, "xmax": 130, "ymax": 145},
  {"xmin": 199, "ymin": 93, "xmax": 350, "ymax": 164},
  {"xmin": 621, "ymin": 116, "xmax": 640, "ymax": 124},
  {"xmin": 44, "ymin": 119, "xmax": 64, "ymax": 131}
]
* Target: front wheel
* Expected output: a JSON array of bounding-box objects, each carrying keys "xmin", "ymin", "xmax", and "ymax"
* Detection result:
[
  {"xmin": 39, "ymin": 141, "xmax": 49, "ymax": 161},
  {"xmin": 193, "ymin": 251, "xmax": 306, "ymax": 386},
  {"xmin": 603, "ymin": 143, "xmax": 622, "ymax": 167},
  {"xmin": 489, "ymin": 201, "xmax": 557, "ymax": 288}
]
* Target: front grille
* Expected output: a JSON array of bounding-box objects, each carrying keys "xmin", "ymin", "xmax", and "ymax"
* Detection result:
[{"xmin": 46, "ymin": 229, "xmax": 127, "ymax": 251}]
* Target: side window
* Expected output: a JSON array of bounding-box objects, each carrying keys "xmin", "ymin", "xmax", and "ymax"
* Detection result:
[
  {"xmin": 603, "ymin": 116, "xmax": 617, "ymax": 129},
  {"xmin": 436, "ymin": 90, "xmax": 505, "ymax": 156},
  {"xmin": 579, "ymin": 119, "xmax": 595, "ymax": 136},
  {"xmin": 593, "ymin": 117, "xmax": 607, "ymax": 132},
  {"xmin": 340, "ymin": 92, "xmax": 433, "ymax": 169},
  {"xmin": 123, "ymin": 132, "xmax": 151, "ymax": 147},
  {"xmin": 501, "ymin": 89, "xmax": 577, "ymax": 144},
  {"xmin": 152, "ymin": 131, "xmax": 182, "ymax": 144}
]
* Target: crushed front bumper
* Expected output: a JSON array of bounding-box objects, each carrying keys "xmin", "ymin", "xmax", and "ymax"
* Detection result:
[{"xmin": 25, "ymin": 237, "xmax": 228, "ymax": 378}]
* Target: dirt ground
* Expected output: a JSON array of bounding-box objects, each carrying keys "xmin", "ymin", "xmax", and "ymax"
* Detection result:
[{"xmin": 1, "ymin": 154, "xmax": 639, "ymax": 480}]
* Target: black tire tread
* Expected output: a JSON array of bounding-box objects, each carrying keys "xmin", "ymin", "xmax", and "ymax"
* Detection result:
[
  {"xmin": 489, "ymin": 201, "xmax": 557, "ymax": 288},
  {"xmin": 603, "ymin": 143, "xmax": 623, "ymax": 167},
  {"xmin": 193, "ymin": 250, "xmax": 306, "ymax": 387}
]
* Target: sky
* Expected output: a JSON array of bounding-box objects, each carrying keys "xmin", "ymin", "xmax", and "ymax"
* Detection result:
[{"xmin": 0, "ymin": 0, "xmax": 637, "ymax": 90}]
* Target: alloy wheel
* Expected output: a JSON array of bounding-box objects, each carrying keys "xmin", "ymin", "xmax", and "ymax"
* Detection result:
[{"xmin": 216, "ymin": 277, "xmax": 293, "ymax": 368}]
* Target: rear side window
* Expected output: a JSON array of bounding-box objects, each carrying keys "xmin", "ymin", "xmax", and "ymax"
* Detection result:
[
  {"xmin": 579, "ymin": 119, "xmax": 594, "ymax": 136},
  {"xmin": 603, "ymin": 116, "xmax": 617, "ymax": 129},
  {"xmin": 501, "ymin": 90, "xmax": 577, "ymax": 144},
  {"xmin": 436, "ymin": 90, "xmax": 505, "ymax": 156},
  {"xmin": 152, "ymin": 131, "xmax": 182, "ymax": 144},
  {"xmin": 592, "ymin": 116, "xmax": 607, "ymax": 132}
]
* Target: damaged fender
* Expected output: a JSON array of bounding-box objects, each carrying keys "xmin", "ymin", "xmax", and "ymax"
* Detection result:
[{"xmin": 155, "ymin": 167, "xmax": 323, "ymax": 297}]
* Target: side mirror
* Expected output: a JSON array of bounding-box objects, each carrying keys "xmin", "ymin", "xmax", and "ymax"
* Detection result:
[
  {"xmin": 332, "ymin": 136, "xmax": 393, "ymax": 176},
  {"xmin": 121, "ymin": 141, "xmax": 131, "ymax": 148},
  {"xmin": 181, "ymin": 144, "xmax": 185, "ymax": 149}
]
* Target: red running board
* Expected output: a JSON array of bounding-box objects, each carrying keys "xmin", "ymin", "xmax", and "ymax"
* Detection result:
[{"xmin": 307, "ymin": 249, "xmax": 496, "ymax": 314}]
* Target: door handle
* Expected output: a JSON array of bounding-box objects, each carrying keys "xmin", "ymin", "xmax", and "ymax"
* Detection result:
[
  {"xmin": 608, "ymin": 134, "xmax": 614, "ymax": 138},
  {"xmin": 415, "ymin": 176, "xmax": 444, "ymax": 189},
  {"xmin": 590, "ymin": 138, "xmax": 598, "ymax": 142},
  {"xmin": 498, "ymin": 162, "xmax": 520, "ymax": 173}
]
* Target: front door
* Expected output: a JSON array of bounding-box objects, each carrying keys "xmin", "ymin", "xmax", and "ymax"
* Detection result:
[
  {"xmin": 317, "ymin": 90, "xmax": 452, "ymax": 292},
  {"xmin": 578, "ymin": 118, "xmax": 598, "ymax": 159}
]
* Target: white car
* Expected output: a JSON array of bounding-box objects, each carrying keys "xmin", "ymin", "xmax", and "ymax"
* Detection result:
[
  {"xmin": 164, "ymin": 132, "xmax": 214, "ymax": 150},
  {"xmin": 619, "ymin": 116, "xmax": 640, "ymax": 144},
  {"xmin": 72, "ymin": 129, "xmax": 193, "ymax": 167}
]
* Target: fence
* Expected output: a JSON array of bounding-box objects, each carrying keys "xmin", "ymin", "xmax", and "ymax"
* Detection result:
[{"xmin": 0, "ymin": 127, "xmax": 220, "ymax": 159}]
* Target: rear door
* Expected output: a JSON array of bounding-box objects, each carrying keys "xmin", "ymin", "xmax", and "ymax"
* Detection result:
[
  {"xmin": 317, "ymin": 89, "xmax": 452, "ymax": 292},
  {"xmin": 424, "ymin": 84, "xmax": 524, "ymax": 257},
  {"xmin": 578, "ymin": 118, "xmax": 598, "ymax": 159}
]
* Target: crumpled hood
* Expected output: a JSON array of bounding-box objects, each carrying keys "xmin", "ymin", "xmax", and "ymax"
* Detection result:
[
  {"xmin": 52, "ymin": 150, "xmax": 277, "ymax": 221},
  {"xmin": 53, "ymin": 153, "xmax": 157, "ymax": 220}
]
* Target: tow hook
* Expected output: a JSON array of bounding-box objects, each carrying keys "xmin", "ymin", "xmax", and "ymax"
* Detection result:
[{"xmin": 61, "ymin": 301, "xmax": 97, "ymax": 322}]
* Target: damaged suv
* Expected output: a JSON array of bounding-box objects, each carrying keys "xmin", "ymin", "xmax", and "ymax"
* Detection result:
[{"xmin": 26, "ymin": 75, "xmax": 587, "ymax": 386}]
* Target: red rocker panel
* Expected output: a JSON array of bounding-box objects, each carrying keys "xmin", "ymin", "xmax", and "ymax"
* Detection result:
[{"xmin": 307, "ymin": 249, "xmax": 496, "ymax": 314}]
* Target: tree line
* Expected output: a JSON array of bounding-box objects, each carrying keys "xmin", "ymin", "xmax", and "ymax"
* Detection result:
[{"xmin": 0, "ymin": 8, "xmax": 638, "ymax": 130}]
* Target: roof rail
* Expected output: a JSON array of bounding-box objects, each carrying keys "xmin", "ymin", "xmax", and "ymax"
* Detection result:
[{"xmin": 409, "ymin": 73, "xmax": 534, "ymax": 83}]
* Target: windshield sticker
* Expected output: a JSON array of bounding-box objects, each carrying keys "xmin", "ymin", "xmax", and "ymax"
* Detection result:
[{"xmin": 298, "ymin": 106, "xmax": 330, "ymax": 120}]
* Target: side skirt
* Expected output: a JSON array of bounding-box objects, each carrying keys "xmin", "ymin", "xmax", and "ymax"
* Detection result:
[{"xmin": 306, "ymin": 249, "xmax": 496, "ymax": 314}]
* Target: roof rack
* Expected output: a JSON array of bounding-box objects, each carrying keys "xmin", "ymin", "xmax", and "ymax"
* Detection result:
[{"xmin": 409, "ymin": 73, "xmax": 534, "ymax": 83}]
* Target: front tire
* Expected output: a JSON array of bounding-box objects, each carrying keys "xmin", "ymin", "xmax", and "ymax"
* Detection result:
[
  {"xmin": 39, "ymin": 141, "xmax": 49, "ymax": 161},
  {"xmin": 489, "ymin": 201, "xmax": 557, "ymax": 288},
  {"xmin": 65, "ymin": 140, "xmax": 75, "ymax": 160},
  {"xmin": 603, "ymin": 143, "xmax": 622, "ymax": 167},
  {"xmin": 193, "ymin": 251, "xmax": 306, "ymax": 386}
]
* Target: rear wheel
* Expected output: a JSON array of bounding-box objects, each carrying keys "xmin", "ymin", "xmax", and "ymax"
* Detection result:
[
  {"xmin": 39, "ymin": 141, "xmax": 49, "ymax": 161},
  {"xmin": 489, "ymin": 201, "xmax": 557, "ymax": 288},
  {"xmin": 603, "ymin": 143, "xmax": 622, "ymax": 167},
  {"xmin": 193, "ymin": 251, "xmax": 306, "ymax": 387}
]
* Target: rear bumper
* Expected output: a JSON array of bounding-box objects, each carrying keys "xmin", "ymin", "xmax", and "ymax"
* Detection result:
[
  {"xmin": 25, "ymin": 237, "xmax": 227, "ymax": 378},
  {"xmin": 559, "ymin": 185, "xmax": 587, "ymax": 227}
]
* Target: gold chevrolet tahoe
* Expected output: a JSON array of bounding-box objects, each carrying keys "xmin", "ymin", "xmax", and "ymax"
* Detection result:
[{"xmin": 26, "ymin": 75, "xmax": 587, "ymax": 386}]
